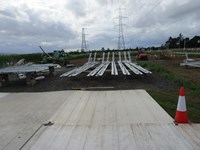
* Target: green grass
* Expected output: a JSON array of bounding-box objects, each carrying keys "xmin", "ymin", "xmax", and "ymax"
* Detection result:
[
  {"xmin": 140, "ymin": 61, "xmax": 200, "ymax": 94},
  {"xmin": 0, "ymin": 53, "xmax": 42, "ymax": 67},
  {"xmin": 67, "ymin": 53, "xmax": 89, "ymax": 60},
  {"xmin": 147, "ymin": 90, "xmax": 177, "ymax": 119},
  {"xmin": 148, "ymin": 89, "xmax": 200, "ymax": 123},
  {"xmin": 0, "ymin": 53, "xmax": 89, "ymax": 67},
  {"xmin": 140, "ymin": 61, "xmax": 200, "ymax": 123}
]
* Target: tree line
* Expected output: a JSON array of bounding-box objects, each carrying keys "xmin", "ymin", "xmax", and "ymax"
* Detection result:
[{"xmin": 163, "ymin": 33, "xmax": 200, "ymax": 49}]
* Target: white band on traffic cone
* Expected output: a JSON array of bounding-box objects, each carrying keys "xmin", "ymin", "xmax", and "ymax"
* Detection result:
[{"xmin": 177, "ymin": 96, "xmax": 186, "ymax": 112}]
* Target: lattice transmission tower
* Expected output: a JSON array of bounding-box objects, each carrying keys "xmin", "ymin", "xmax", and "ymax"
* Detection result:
[
  {"xmin": 115, "ymin": 8, "xmax": 127, "ymax": 50},
  {"xmin": 81, "ymin": 28, "xmax": 88, "ymax": 52}
]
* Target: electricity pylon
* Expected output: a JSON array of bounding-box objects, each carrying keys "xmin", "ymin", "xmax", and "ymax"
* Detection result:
[
  {"xmin": 81, "ymin": 28, "xmax": 87, "ymax": 52},
  {"xmin": 115, "ymin": 8, "xmax": 127, "ymax": 50}
]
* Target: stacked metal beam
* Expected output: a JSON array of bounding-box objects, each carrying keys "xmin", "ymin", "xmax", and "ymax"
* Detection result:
[
  {"xmin": 95, "ymin": 52, "xmax": 110, "ymax": 76},
  {"xmin": 128, "ymin": 62, "xmax": 152, "ymax": 74},
  {"xmin": 87, "ymin": 52, "xmax": 110, "ymax": 77},
  {"xmin": 123, "ymin": 62, "xmax": 142, "ymax": 75},
  {"xmin": 180, "ymin": 61, "xmax": 200, "ymax": 68},
  {"xmin": 118, "ymin": 51, "xmax": 130, "ymax": 75},
  {"xmin": 61, "ymin": 52, "xmax": 98, "ymax": 77},
  {"xmin": 0, "ymin": 63, "xmax": 58, "ymax": 86},
  {"xmin": 87, "ymin": 52, "xmax": 104, "ymax": 77},
  {"xmin": 0, "ymin": 64, "xmax": 57, "ymax": 74},
  {"xmin": 88, "ymin": 53, "xmax": 92, "ymax": 62},
  {"xmin": 122, "ymin": 51, "xmax": 142, "ymax": 75},
  {"xmin": 61, "ymin": 51, "xmax": 152, "ymax": 77},
  {"xmin": 111, "ymin": 52, "xmax": 118, "ymax": 75},
  {"xmin": 87, "ymin": 63, "xmax": 104, "ymax": 76},
  {"xmin": 96, "ymin": 62, "xmax": 110, "ymax": 76}
]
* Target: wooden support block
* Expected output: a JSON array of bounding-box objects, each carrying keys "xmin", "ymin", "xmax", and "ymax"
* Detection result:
[
  {"xmin": 26, "ymin": 72, "xmax": 36, "ymax": 86},
  {"xmin": 49, "ymin": 66, "xmax": 55, "ymax": 76},
  {"xmin": 0, "ymin": 74, "xmax": 9, "ymax": 87},
  {"xmin": 0, "ymin": 75, "xmax": 2, "ymax": 87}
]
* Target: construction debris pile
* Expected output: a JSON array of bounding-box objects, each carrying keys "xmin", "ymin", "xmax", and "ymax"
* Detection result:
[{"xmin": 61, "ymin": 51, "xmax": 151, "ymax": 77}]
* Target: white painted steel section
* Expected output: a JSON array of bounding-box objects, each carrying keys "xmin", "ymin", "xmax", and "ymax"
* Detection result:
[
  {"xmin": 96, "ymin": 62, "xmax": 110, "ymax": 76},
  {"xmin": 119, "ymin": 51, "xmax": 121, "ymax": 62},
  {"xmin": 180, "ymin": 61, "xmax": 200, "ymax": 68},
  {"xmin": 102, "ymin": 52, "xmax": 105, "ymax": 63},
  {"xmin": 61, "ymin": 53, "xmax": 98, "ymax": 77},
  {"xmin": 60, "ymin": 68, "xmax": 77, "ymax": 77},
  {"xmin": 130, "ymin": 62, "xmax": 152, "ymax": 74},
  {"xmin": 177, "ymin": 96, "xmax": 187, "ymax": 111},
  {"xmin": 93, "ymin": 52, "xmax": 111, "ymax": 76},
  {"xmin": 123, "ymin": 61, "xmax": 143, "ymax": 75},
  {"xmin": 61, "ymin": 52, "xmax": 151, "ymax": 77},
  {"xmin": 111, "ymin": 61, "xmax": 118, "ymax": 75},
  {"xmin": 87, "ymin": 63, "xmax": 104, "ymax": 76},
  {"xmin": 61, "ymin": 62, "xmax": 97, "ymax": 77},
  {"xmin": 124, "ymin": 51, "xmax": 127, "ymax": 61},
  {"xmin": 88, "ymin": 52, "xmax": 110, "ymax": 77},
  {"xmin": 128, "ymin": 51, "xmax": 131, "ymax": 62},
  {"xmin": 111, "ymin": 52, "xmax": 118, "ymax": 75},
  {"xmin": 112, "ymin": 52, "xmax": 115, "ymax": 75},
  {"xmin": 118, "ymin": 61, "xmax": 130, "ymax": 75},
  {"xmin": 88, "ymin": 53, "xmax": 92, "ymax": 62},
  {"xmin": 0, "ymin": 64, "xmax": 57, "ymax": 74},
  {"xmin": 93, "ymin": 52, "xmax": 97, "ymax": 62},
  {"xmin": 69, "ymin": 62, "xmax": 96, "ymax": 77},
  {"xmin": 106, "ymin": 52, "xmax": 110, "ymax": 62},
  {"xmin": 112, "ymin": 52, "xmax": 115, "ymax": 62}
]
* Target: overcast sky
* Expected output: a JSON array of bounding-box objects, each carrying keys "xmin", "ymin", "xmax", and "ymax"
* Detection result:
[{"xmin": 0, "ymin": 0, "xmax": 200, "ymax": 54}]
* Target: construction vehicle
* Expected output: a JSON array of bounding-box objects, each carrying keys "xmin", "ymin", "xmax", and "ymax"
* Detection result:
[
  {"xmin": 39, "ymin": 46, "xmax": 69, "ymax": 66},
  {"xmin": 137, "ymin": 48, "xmax": 148, "ymax": 60}
]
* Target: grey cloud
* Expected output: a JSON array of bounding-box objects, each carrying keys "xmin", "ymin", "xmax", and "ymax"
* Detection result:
[
  {"xmin": 66, "ymin": 0, "xmax": 86, "ymax": 17},
  {"xmin": 0, "ymin": 9, "xmax": 16, "ymax": 18},
  {"xmin": 164, "ymin": 0, "xmax": 200, "ymax": 19},
  {"xmin": 1, "ymin": 8, "xmax": 76, "ymax": 38},
  {"xmin": 96, "ymin": 0, "xmax": 112, "ymax": 6},
  {"xmin": 126, "ymin": 0, "xmax": 161, "ymax": 28},
  {"xmin": 0, "ymin": 6, "xmax": 78, "ymax": 53},
  {"xmin": 130, "ymin": 0, "xmax": 200, "ymax": 31},
  {"xmin": 1, "ymin": 0, "xmax": 200, "ymax": 54}
]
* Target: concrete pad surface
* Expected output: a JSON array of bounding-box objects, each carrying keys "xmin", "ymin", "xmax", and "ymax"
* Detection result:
[
  {"xmin": 0, "ymin": 91, "xmax": 74, "ymax": 150},
  {"xmin": 0, "ymin": 90, "xmax": 199, "ymax": 150}
]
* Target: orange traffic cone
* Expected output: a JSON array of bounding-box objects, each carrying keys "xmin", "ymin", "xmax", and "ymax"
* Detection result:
[{"xmin": 174, "ymin": 87, "xmax": 189, "ymax": 123}]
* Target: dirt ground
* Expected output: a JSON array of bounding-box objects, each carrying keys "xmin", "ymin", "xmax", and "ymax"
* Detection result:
[
  {"xmin": 1, "ymin": 57, "xmax": 199, "ymax": 93},
  {"xmin": 0, "ymin": 68, "xmax": 172, "ymax": 92},
  {"xmin": 0, "ymin": 58, "xmax": 179, "ymax": 92}
]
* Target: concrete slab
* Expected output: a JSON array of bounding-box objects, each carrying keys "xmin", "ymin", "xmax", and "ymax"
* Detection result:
[
  {"xmin": 28, "ymin": 90, "xmax": 198, "ymax": 150},
  {"xmin": 0, "ymin": 93, "xmax": 8, "ymax": 99},
  {"xmin": 176, "ymin": 124, "xmax": 200, "ymax": 149},
  {"xmin": 0, "ymin": 91, "xmax": 75, "ymax": 150},
  {"xmin": 0, "ymin": 90, "xmax": 199, "ymax": 150}
]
